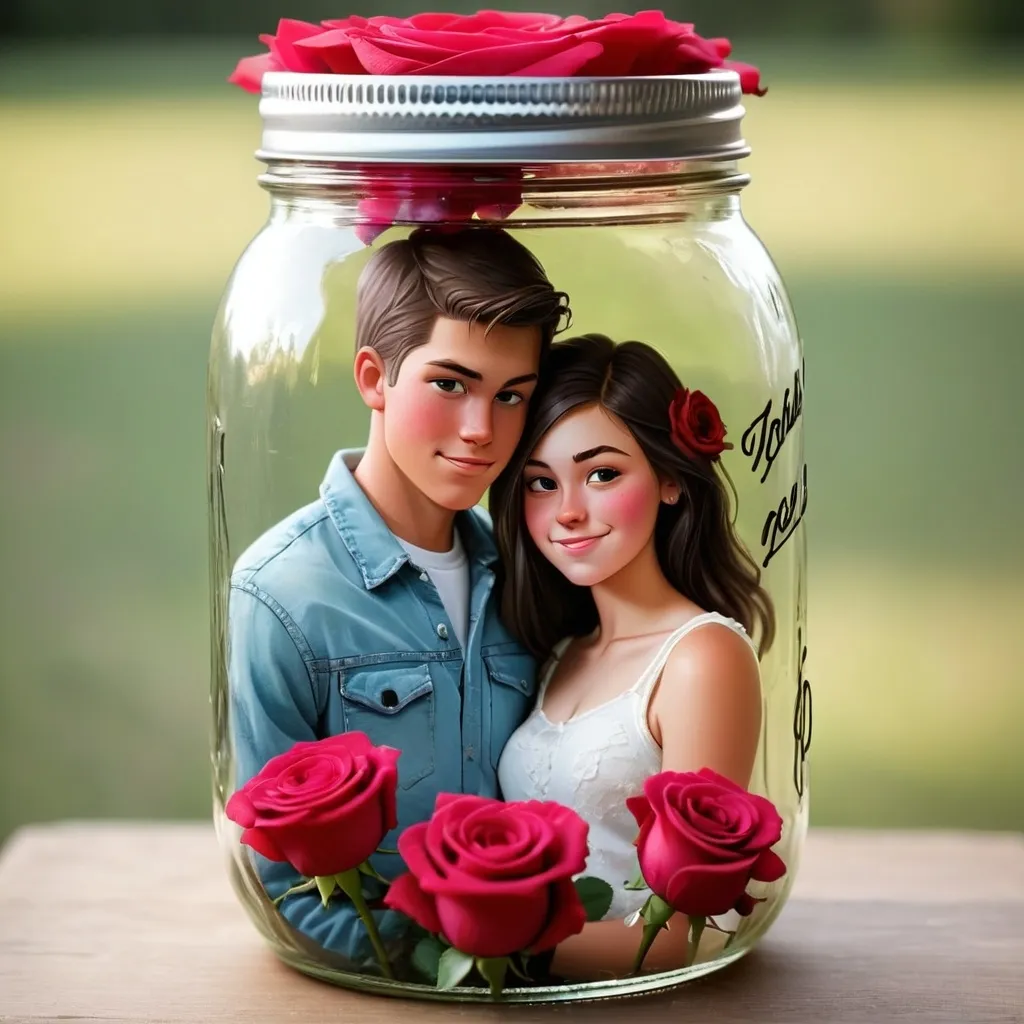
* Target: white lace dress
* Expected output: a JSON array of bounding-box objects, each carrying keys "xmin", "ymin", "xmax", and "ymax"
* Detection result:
[{"xmin": 497, "ymin": 613, "xmax": 756, "ymax": 921}]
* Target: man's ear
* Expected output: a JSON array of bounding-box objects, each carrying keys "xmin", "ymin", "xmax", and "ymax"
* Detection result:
[{"xmin": 353, "ymin": 347, "xmax": 387, "ymax": 412}]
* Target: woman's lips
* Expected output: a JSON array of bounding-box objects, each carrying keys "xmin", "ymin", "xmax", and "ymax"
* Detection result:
[{"xmin": 552, "ymin": 533, "xmax": 608, "ymax": 554}]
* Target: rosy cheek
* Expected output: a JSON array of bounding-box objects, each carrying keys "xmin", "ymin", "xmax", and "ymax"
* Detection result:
[
  {"xmin": 595, "ymin": 478, "xmax": 656, "ymax": 527},
  {"xmin": 399, "ymin": 388, "xmax": 456, "ymax": 438},
  {"xmin": 523, "ymin": 497, "xmax": 549, "ymax": 547}
]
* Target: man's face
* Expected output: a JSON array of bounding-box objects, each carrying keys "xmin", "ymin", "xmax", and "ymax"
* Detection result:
[{"xmin": 383, "ymin": 317, "xmax": 543, "ymax": 511}]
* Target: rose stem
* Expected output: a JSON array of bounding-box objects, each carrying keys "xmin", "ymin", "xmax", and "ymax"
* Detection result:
[
  {"xmin": 629, "ymin": 921, "xmax": 662, "ymax": 976},
  {"xmin": 335, "ymin": 867, "xmax": 395, "ymax": 980}
]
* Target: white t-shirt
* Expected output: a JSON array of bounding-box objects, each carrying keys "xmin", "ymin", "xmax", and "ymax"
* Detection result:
[{"xmin": 396, "ymin": 529, "xmax": 470, "ymax": 649}]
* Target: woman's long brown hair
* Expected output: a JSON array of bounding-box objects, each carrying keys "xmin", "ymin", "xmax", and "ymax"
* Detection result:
[{"xmin": 491, "ymin": 334, "xmax": 776, "ymax": 660}]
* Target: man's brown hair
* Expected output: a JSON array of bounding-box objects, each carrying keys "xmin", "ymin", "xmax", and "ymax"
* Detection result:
[{"xmin": 356, "ymin": 227, "xmax": 571, "ymax": 384}]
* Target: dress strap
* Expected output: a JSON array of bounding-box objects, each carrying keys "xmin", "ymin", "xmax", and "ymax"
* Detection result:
[
  {"xmin": 536, "ymin": 635, "xmax": 574, "ymax": 702},
  {"xmin": 630, "ymin": 613, "xmax": 755, "ymax": 705}
]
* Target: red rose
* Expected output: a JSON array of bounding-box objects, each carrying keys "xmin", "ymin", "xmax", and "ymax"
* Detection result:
[
  {"xmin": 384, "ymin": 793, "xmax": 589, "ymax": 958},
  {"xmin": 230, "ymin": 11, "xmax": 765, "ymax": 95},
  {"xmin": 225, "ymin": 732, "xmax": 399, "ymax": 879},
  {"xmin": 668, "ymin": 386, "xmax": 734, "ymax": 459},
  {"xmin": 626, "ymin": 768, "xmax": 786, "ymax": 918}
]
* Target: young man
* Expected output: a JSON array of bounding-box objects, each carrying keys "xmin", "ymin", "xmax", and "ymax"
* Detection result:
[{"xmin": 228, "ymin": 227, "xmax": 569, "ymax": 967}]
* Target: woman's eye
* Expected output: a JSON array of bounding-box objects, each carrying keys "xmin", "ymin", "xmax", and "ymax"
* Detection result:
[
  {"xmin": 588, "ymin": 467, "xmax": 621, "ymax": 484},
  {"xmin": 525, "ymin": 476, "xmax": 558, "ymax": 493},
  {"xmin": 495, "ymin": 390, "xmax": 523, "ymax": 406},
  {"xmin": 431, "ymin": 378, "xmax": 467, "ymax": 395}
]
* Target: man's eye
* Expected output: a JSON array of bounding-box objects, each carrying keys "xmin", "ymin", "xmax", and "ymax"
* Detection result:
[
  {"xmin": 588, "ymin": 467, "xmax": 621, "ymax": 484},
  {"xmin": 525, "ymin": 476, "xmax": 557, "ymax": 493},
  {"xmin": 431, "ymin": 378, "xmax": 466, "ymax": 395},
  {"xmin": 495, "ymin": 391, "xmax": 524, "ymax": 406}
]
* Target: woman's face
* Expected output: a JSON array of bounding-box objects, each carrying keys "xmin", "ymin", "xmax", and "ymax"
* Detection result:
[{"xmin": 522, "ymin": 402, "xmax": 669, "ymax": 588}]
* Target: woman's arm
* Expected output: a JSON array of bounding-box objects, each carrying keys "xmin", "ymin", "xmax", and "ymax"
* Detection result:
[
  {"xmin": 549, "ymin": 625, "xmax": 762, "ymax": 981},
  {"xmin": 549, "ymin": 913, "xmax": 690, "ymax": 980},
  {"xmin": 651, "ymin": 622, "xmax": 762, "ymax": 784}
]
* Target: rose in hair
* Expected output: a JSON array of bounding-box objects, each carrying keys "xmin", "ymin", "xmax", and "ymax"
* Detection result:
[{"xmin": 668, "ymin": 387, "xmax": 734, "ymax": 460}]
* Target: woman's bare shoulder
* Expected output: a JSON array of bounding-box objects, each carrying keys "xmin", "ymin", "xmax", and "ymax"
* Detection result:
[{"xmin": 657, "ymin": 618, "xmax": 761, "ymax": 709}]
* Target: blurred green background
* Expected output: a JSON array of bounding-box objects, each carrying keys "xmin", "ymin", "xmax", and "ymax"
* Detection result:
[{"xmin": 1, "ymin": 1, "xmax": 1022, "ymax": 844}]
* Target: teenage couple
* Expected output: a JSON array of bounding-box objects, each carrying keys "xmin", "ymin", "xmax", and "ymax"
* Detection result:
[{"xmin": 228, "ymin": 227, "xmax": 775, "ymax": 980}]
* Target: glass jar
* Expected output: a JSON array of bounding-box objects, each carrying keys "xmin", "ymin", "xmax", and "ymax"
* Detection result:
[{"xmin": 209, "ymin": 71, "xmax": 808, "ymax": 1003}]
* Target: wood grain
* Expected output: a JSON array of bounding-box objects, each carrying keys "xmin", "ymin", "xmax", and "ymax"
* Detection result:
[{"xmin": 1, "ymin": 824, "xmax": 1022, "ymax": 1023}]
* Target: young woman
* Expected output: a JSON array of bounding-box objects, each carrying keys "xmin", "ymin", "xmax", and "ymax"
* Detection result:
[{"xmin": 492, "ymin": 334, "xmax": 776, "ymax": 980}]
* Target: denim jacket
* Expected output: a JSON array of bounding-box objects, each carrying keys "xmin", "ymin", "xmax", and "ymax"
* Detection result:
[{"xmin": 227, "ymin": 449, "xmax": 537, "ymax": 966}]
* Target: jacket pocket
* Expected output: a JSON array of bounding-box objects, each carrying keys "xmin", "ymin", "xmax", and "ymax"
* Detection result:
[
  {"xmin": 340, "ymin": 664, "xmax": 435, "ymax": 789},
  {"xmin": 484, "ymin": 652, "xmax": 537, "ymax": 771}
]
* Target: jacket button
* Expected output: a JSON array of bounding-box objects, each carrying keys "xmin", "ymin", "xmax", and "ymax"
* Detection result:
[{"xmin": 436, "ymin": 623, "xmax": 449, "ymax": 640}]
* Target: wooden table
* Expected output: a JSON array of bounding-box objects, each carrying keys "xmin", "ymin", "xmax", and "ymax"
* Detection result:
[{"xmin": 0, "ymin": 824, "xmax": 1022, "ymax": 1022}]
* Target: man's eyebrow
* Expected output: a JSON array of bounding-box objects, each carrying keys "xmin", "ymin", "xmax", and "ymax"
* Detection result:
[
  {"xmin": 573, "ymin": 445, "xmax": 629, "ymax": 462},
  {"xmin": 425, "ymin": 360, "xmax": 482, "ymax": 381},
  {"xmin": 426, "ymin": 361, "xmax": 538, "ymax": 390}
]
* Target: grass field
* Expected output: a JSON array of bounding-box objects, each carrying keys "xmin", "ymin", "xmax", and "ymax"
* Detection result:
[{"xmin": 1, "ymin": 41, "xmax": 1022, "ymax": 841}]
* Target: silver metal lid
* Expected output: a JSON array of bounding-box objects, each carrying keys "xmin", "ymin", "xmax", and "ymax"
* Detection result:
[{"xmin": 257, "ymin": 70, "xmax": 748, "ymax": 165}]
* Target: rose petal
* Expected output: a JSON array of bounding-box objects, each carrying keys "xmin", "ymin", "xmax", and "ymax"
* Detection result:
[
  {"xmin": 227, "ymin": 52, "xmax": 281, "ymax": 94},
  {"xmin": 383, "ymin": 871, "xmax": 443, "ymax": 935},
  {"xmin": 752, "ymin": 848, "xmax": 787, "ymax": 883},
  {"xmin": 225, "ymin": 789, "xmax": 257, "ymax": 829},
  {"xmin": 626, "ymin": 794, "xmax": 654, "ymax": 833},
  {"xmin": 734, "ymin": 891, "xmax": 763, "ymax": 916},
  {"xmin": 266, "ymin": 19, "xmax": 332, "ymax": 73},
  {"xmin": 419, "ymin": 37, "xmax": 591, "ymax": 77},
  {"xmin": 293, "ymin": 30, "xmax": 367, "ymax": 75},
  {"xmin": 725, "ymin": 60, "xmax": 768, "ymax": 97},
  {"xmin": 435, "ymin": 890, "xmax": 547, "ymax": 957},
  {"xmin": 240, "ymin": 826, "xmax": 287, "ymax": 863},
  {"xmin": 514, "ymin": 41, "xmax": 605, "ymax": 77},
  {"xmin": 663, "ymin": 857, "xmax": 757, "ymax": 917},
  {"xmin": 527, "ymin": 877, "xmax": 588, "ymax": 952}
]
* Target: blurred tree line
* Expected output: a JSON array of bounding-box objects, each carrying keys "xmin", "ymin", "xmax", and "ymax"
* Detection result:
[{"xmin": 1, "ymin": 0, "xmax": 1021, "ymax": 38}]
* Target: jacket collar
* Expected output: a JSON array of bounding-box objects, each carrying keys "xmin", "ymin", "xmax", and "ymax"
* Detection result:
[{"xmin": 320, "ymin": 449, "xmax": 498, "ymax": 590}]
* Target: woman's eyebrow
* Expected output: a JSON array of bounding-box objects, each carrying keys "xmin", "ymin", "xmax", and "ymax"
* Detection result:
[
  {"xmin": 525, "ymin": 458, "xmax": 550, "ymax": 469},
  {"xmin": 573, "ymin": 445, "xmax": 629, "ymax": 462}
]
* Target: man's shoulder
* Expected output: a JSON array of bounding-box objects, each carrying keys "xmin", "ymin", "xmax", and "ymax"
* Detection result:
[{"xmin": 230, "ymin": 498, "xmax": 351, "ymax": 592}]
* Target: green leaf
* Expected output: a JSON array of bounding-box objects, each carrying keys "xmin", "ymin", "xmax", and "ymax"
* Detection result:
[
  {"xmin": 357, "ymin": 860, "xmax": 389, "ymax": 884},
  {"xmin": 437, "ymin": 947, "xmax": 475, "ymax": 991},
  {"xmin": 412, "ymin": 935, "xmax": 444, "ymax": 984},
  {"xmin": 507, "ymin": 954, "xmax": 531, "ymax": 983},
  {"xmin": 375, "ymin": 847, "xmax": 399, "ymax": 855},
  {"xmin": 573, "ymin": 875, "xmax": 615, "ymax": 922},
  {"xmin": 271, "ymin": 877, "xmax": 318, "ymax": 906},
  {"xmin": 314, "ymin": 875, "xmax": 338, "ymax": 907},
  {"xmin": 623, "ymin": 863, "xmax": 649, "ymax": 891},
  {"xmin": 475, "ymin": 957, "xmax": 509, "ymax": 999},
  {"xmin": 686, "ymin": 915, "xmax": 707, "ymax": 967}
]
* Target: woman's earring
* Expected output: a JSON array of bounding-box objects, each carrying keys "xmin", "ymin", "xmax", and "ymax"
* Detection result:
[{"xmin": 665, "ymin": 493, "xmax": 679, "ymax": 505}]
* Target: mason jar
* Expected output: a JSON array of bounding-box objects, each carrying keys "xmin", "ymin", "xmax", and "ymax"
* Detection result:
[{"xmin": 209, "ymin": 70, "xmax": 809, "ymax": 1003}]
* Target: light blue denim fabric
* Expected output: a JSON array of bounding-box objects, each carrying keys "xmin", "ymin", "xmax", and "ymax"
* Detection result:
[{"xmin": 228, "ymin": 449, "xmax": 537, "ymax": 967}]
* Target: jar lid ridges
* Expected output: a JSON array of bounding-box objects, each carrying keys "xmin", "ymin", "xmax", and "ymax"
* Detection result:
[{"xmin": 257, "ymin": 71, "xmax": 748, "ymax": 165}]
